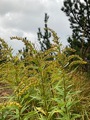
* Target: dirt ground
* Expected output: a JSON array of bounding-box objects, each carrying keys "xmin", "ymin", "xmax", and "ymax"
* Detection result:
[{"xmin": 0, "ymin": 82, "xmax": 13, "ymax": 103}]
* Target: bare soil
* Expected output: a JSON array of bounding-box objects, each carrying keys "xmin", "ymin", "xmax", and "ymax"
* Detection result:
[{"xmin": 0, "ymin": 82, "xmax": 13, "ymax": 103}]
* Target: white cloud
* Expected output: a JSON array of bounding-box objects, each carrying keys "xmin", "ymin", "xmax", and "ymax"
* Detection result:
[{"xmin": 0, "ymin": 0, "xmax": 72, "ymax": 54}]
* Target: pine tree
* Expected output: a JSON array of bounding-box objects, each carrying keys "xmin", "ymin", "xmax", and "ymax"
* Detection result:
[
  {"xmin": 61, "ymin": 0, "xmax": 90, "ymax": 70},
  {"xmin": 37, "ymin": 13, "xmax": 51, "ymax": 51}
]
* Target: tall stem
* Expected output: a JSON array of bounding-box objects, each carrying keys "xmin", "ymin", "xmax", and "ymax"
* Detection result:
[{"xmin": 63, "ymin": 76, "xmax": 67, "ymax": 114}]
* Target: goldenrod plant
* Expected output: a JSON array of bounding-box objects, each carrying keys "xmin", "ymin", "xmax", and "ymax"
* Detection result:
[{"xmin": 0, "ymin": 28, "xmax": 89, "ymax": 120}]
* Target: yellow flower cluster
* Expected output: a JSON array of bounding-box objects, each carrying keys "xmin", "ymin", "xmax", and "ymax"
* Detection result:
[
  {"xmin": 68, "ymin": 55, "xmax": 83, "ymax": 61},
  {"xmin": 69, "ymin": 60, "xmax": 87, "ymax": 68},
  {"xmin": 0, "ymin": 101, "xmax": 21, "ymax": 108},
  {"xmin": 17, "ymin": 78, "xmax": 38, "ymax": 96}
]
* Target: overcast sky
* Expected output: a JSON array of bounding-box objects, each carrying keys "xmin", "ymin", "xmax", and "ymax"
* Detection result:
[{"xmin": 0, "ymin": 0, "xmax": 72, "ymax": 54}]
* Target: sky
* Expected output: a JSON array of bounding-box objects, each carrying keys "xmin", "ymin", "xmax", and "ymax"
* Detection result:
[{"xmin": 0, "ymin": 0, "xmax": 72, "ymax": 54}]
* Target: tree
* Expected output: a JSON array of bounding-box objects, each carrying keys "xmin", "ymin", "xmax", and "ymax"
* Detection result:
[
  {"xmin": 61, "ymin": 0, "xmax": 90, "ymax": 61},
  {"xmin": 37, "ymin": 13, "xmax": 51, "ymax": 51}
]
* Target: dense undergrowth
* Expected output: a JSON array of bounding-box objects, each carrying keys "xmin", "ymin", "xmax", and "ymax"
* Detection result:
[{"xmin": 0, "ymin": 29, "xmax": 90, "ymax": 120}]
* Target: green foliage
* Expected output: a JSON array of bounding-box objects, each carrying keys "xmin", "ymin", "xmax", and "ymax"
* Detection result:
[
  {"xmin": 0, "ymin": 38, "xmax": 12, "ymax": 64},
  {"xmin": 0, "ymin": 29, "xmax": 89, "ymax": 120}
]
